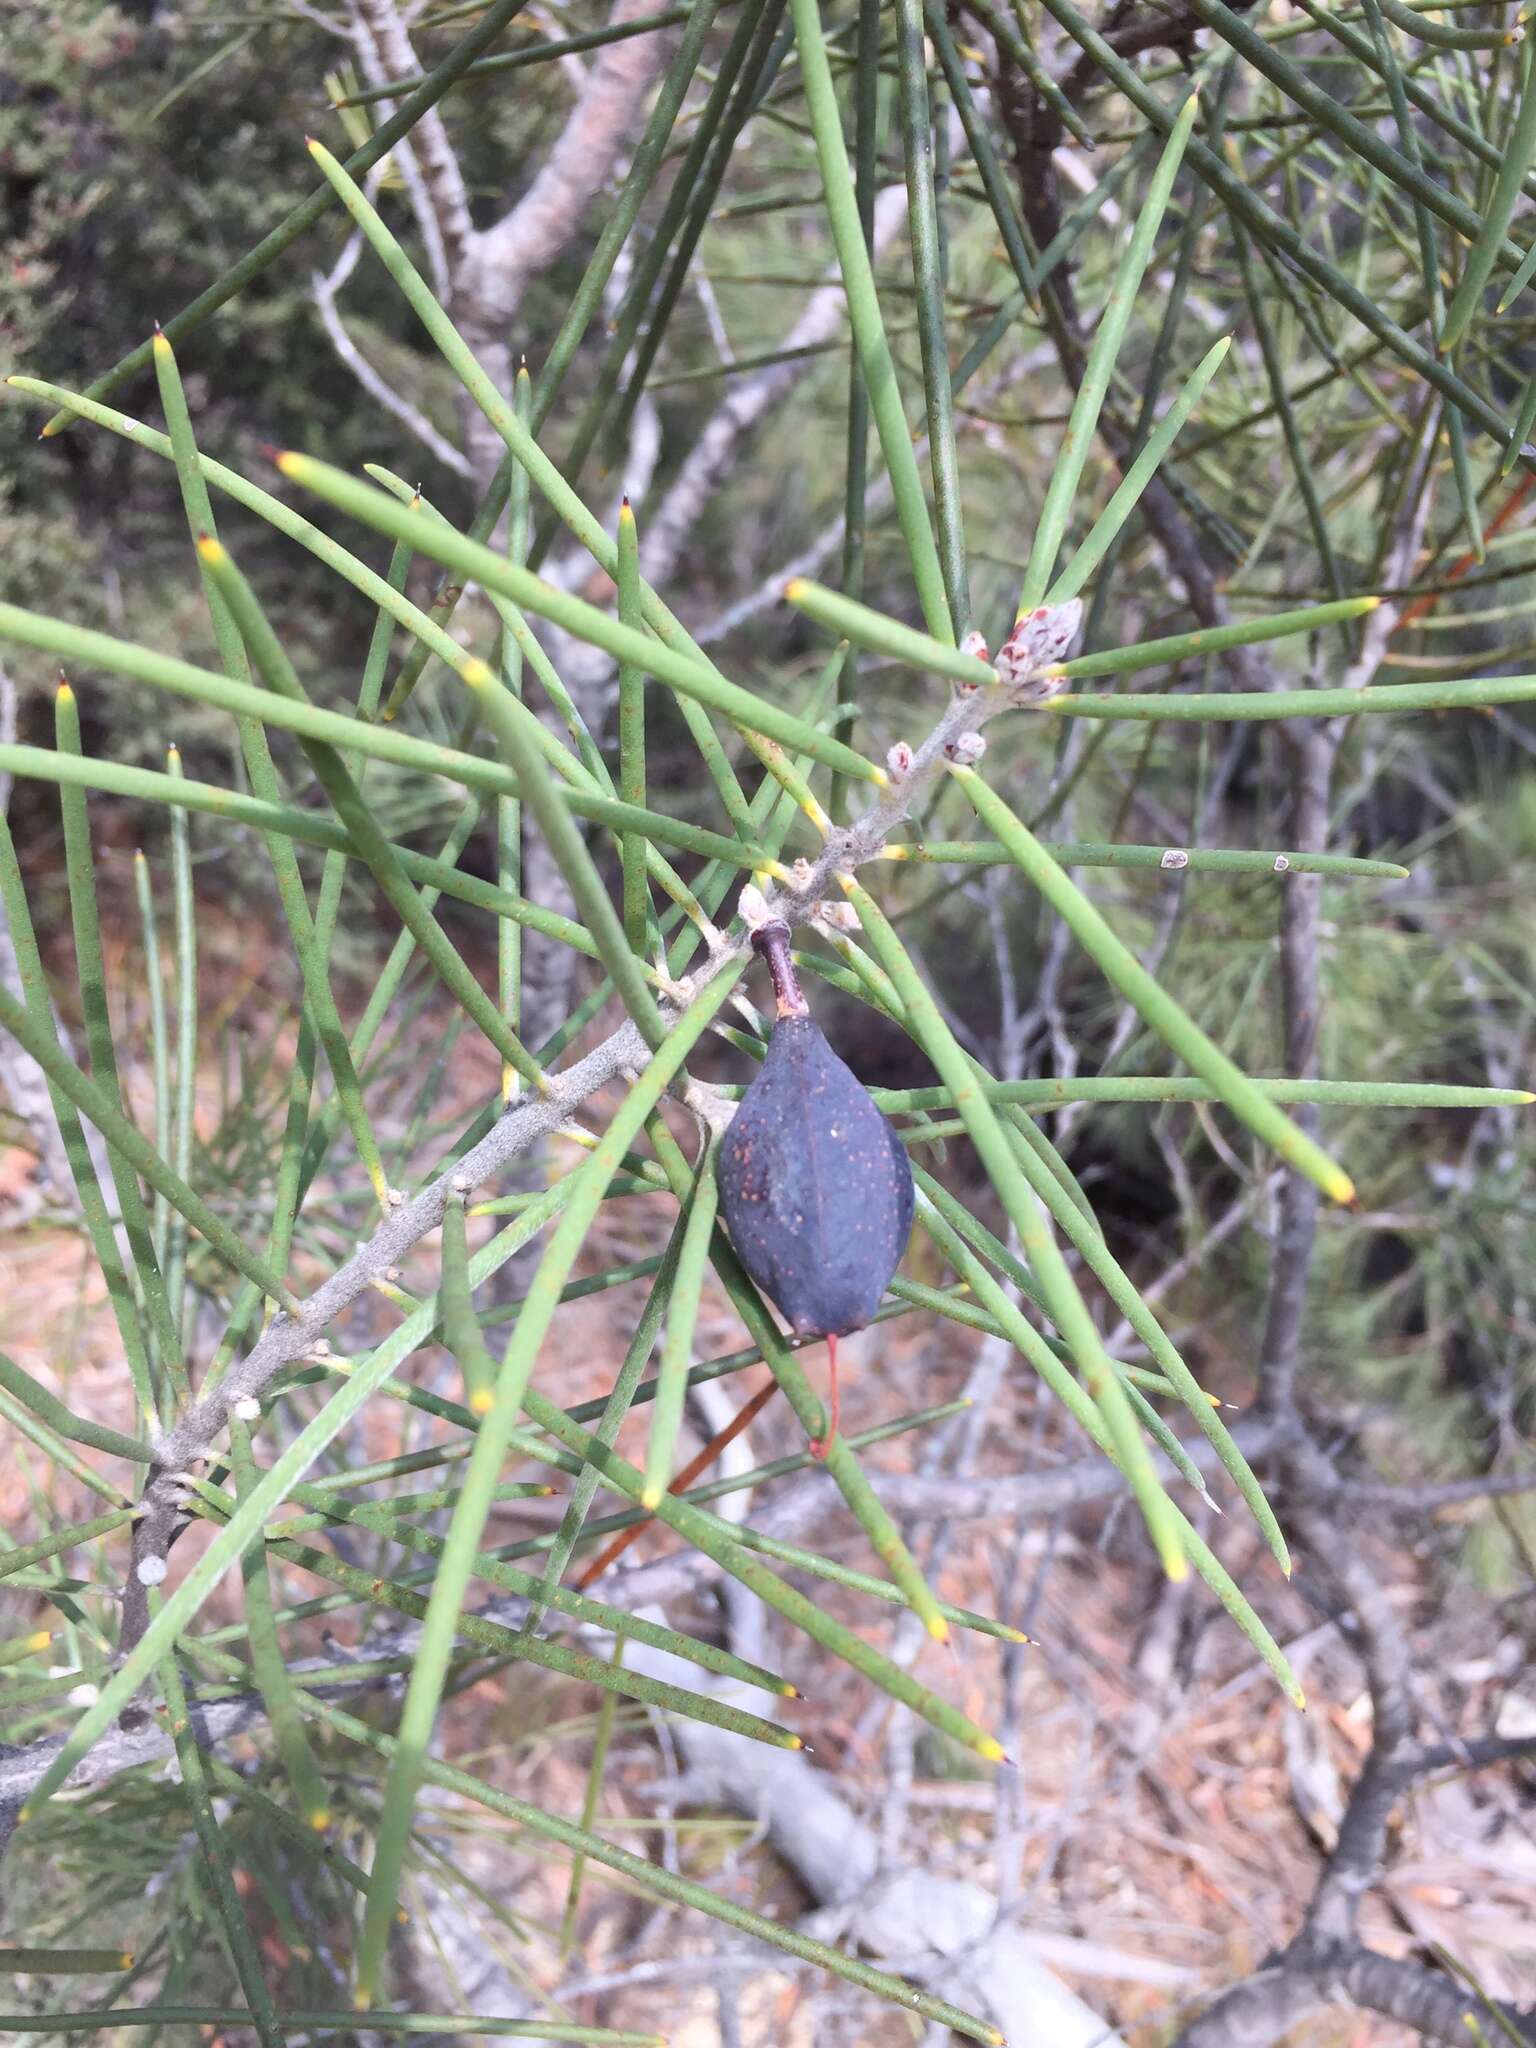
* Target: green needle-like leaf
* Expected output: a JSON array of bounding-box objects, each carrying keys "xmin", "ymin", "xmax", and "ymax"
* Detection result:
[
  {"xmin": 0, "ymin": 1510, "xmax": 137, "ymax": 1583},
  {"xmin": 641, "ymin": 1110, "xmax": 956, "ymax": 1644},
  {"xmin": 896, "ymin": 0, "xmax": 970, "ymax": 636},
  {"xmin": 0, "ymin": 1951, "xmax": 134, "ymax": 1976},
  {"xmin": 1018, "ymin": 89, "xmax": 1200, "ymax": 611},
  {"xmin": 643, "ymin": 1145, "xmax": 720, "ymax": 1509},
  {"xmin": 562, "ymin": 1636, "xmax": 624, "ymax": 1960},
  {"xmin": 950, "ymin": 768, "xmax": 1355, "ymax": 1203},
  {"xmin": 439, "ymin": 1194, "xmax": 497, "ymax": 1416},
  {"xmin": 273, "ymin": 452, "xmax": 882, "ymax": 786},
  {"xmin": 0, "ymin": 978, "xmax": 295, "ymax": 1311},
  {"xmin": 918, "ymin": 1198, "xmax": 1303, "ymax": 1704},
  {"xmin": 1047, "ymin": 336, "xmax": 1233, "ymax": 603},
  {"xmin": 226, "ymin": 1417, "xmax": 332, "ymax": 1832},
  {"xmin": 197, "ymin": 536, "xmax": 545, "ymax": 1090},
  {"xmin": 1444, "ymin": 38, "xmax": 1536, "ymax": 347},
  {"xmin": 0, "ymin": 1354, "xmax": 150, "ymax": 1464},
  {"xmin": 152, "ymin": 328, "xmax": 390, "ymax": 1212},
  {"xmin": 301, "ymin": 1692, "xmax": 1004, "ymax": 2044},
  {"xmin": 468, "ymin": 665, "xmax": 668, "ymax": 1050},
  {"xmin": 884, "ymin": 837, "xmax": 1407, "ymax": 879},
  {"xmin": 55, "ymin": 687, "xmax": 186, "ymax": 1409},
  {"xmin": 351, "ymin": 962, "xmax": 742, "ymax": 2007},
  {"xmin": 839, "ymin": 875, "xmax": 1188, "ymax": 1580},
  {"xmin": 133, "ymin": 850, "xmax": 171, "ymax": 1267},
  {"xmin": 522, "ymin": 1381, "xmax": 1009, "ymax": 1759},
  {"xmin": 212, "ymin": 1473, "xmax": 796, "ymax": 1697},
  {"xmin": 0, "ymin": 2017, "xmax": 664, "ymax": 2044},
  {"xmin": 789, "ymin": 0, "xmax": 952, "ymax": 640},
  {"xmin": 150, "ymin": 1593, "xmax": 285, "ymax": 2048},
  {"xmin": 618, "ymin": 500, "xmax": 651, "ymax": 957},
  {"xmin": 1049, "ymin": 671, "xmax": 1536, "ymax": 720}
]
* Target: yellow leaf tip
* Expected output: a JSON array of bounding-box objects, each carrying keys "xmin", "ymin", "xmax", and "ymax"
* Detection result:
[
  {"xmin": 194, "ymin": 534, "xmax": 227, "ymax": 564},
  {"xmin": 310, "ymin": 1810, "xmax": 332, "ymax": 1832},
  {"xmin": 462, "ymin": 657, "xmax": 495, "ymax": 689},
  {"xmin": 927, "ymin": 1614, "xmax": 951, "ymax": 1644},
  {"xmin": 978, "ymin": 1736, "xmax": 1008, "ymax": 1764},
  {"xmin": 783, "ymin": 578, "xmax": 808, "ymax": 602},
  {"xmin": 469, "ymin": 1391, "xmax": 494, "ymax": 1417},
  {"xmin": 640, "ymin": 1485, "xmax": 663, "ymax": 1511}
]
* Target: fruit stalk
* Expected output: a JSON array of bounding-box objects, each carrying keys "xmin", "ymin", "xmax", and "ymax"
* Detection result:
[{"xmin": 751, "ymin": 917, "xmax": 809, "ymax": 1019}]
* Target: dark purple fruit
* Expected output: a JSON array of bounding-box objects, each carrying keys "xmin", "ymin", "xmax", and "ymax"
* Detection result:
[{"xmin": 719, "ymin": 918, "xmax": 914, "ymax": 1451}]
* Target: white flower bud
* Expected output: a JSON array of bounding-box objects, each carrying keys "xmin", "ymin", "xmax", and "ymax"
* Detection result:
[
  {"xmin": 886, "ymin": 739, "xmax": 915, "ymax": 778},
  {"xmin": 944, "ymin": 731, "xmax": 987, "ymax": 766},
  {"xmin": 738, "ymin": 882, "xmax": 771, "ymax": 930}
]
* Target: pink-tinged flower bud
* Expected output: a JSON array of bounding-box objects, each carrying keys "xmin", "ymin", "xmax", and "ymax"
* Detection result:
[
  {"xmin": 886, "ymin": 739, "xmax": 915, "ymax": 778},
  {"xmin": 944, "ymin": 731, "xmax": 987, "ymax": 766},
  {"xmin": 960, "ymin": 630, "xmax": 990, "ymax": 662},
  {"xmin": 995, "ymin": 597, "xmax": 1085, "ymax": 687},
  {"xmin": 817, "ymin": 899, "xmax": 861, "ymax": 933}
]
